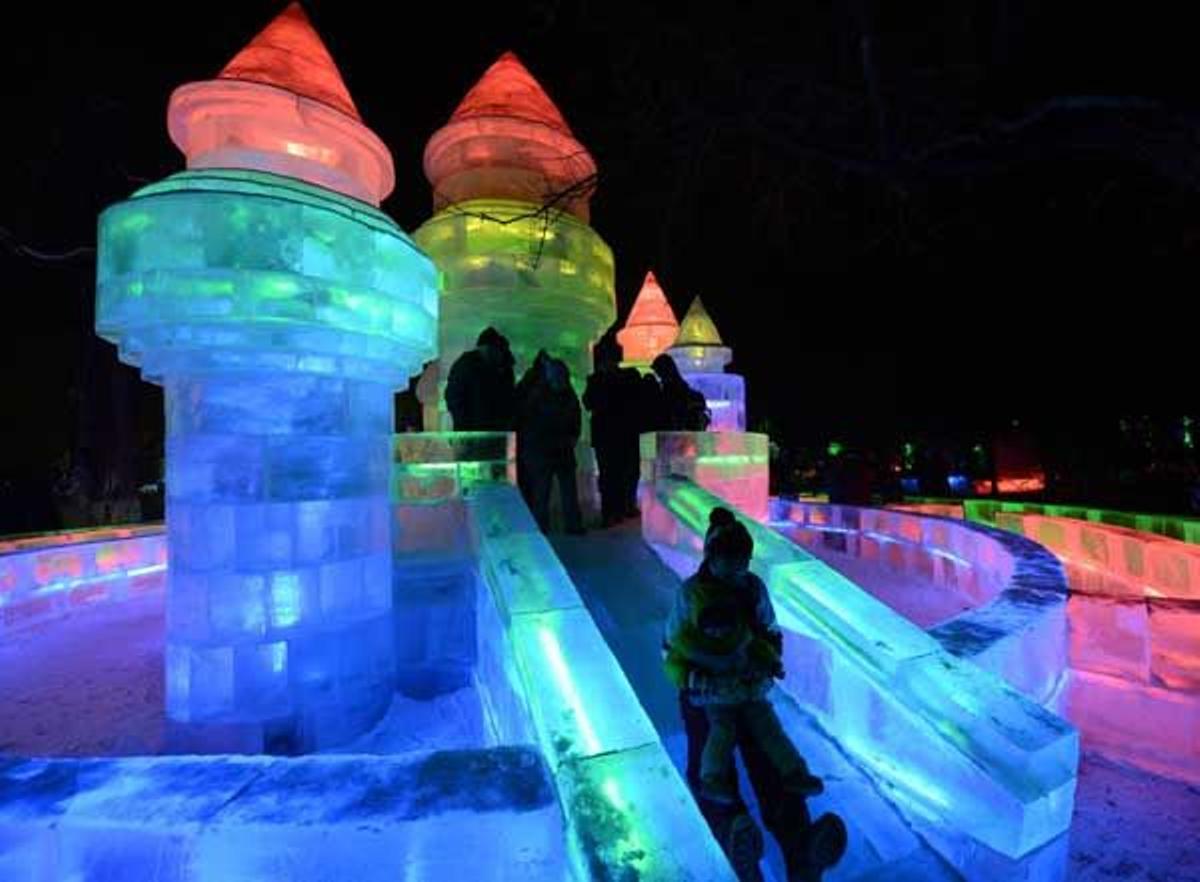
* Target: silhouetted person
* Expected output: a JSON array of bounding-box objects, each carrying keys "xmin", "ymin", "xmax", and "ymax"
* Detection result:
[
  {"xmin": 584, "ymin": 339, "xmax": 644, "ymax": 526},
  {"xmin": 666, "ymin": 508, "xmax": 847, "ymax": 882},
  {"xmin": 516, "ymin": 355, "xmax": 584, "ymax": 534},
  {"xmin": 445, "ymin": 327, "xmax": 515, "ymax": 431},
  {"xmin": 651, "ymin": 354, "xmax": 711, "ymax": 431}
]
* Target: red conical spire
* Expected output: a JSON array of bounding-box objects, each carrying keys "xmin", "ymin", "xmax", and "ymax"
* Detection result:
[
  {"xmin": 449, "ymin": 51, "xmax": 572, "ymax": 135},
  {"xmin": 219, "ymin": 2, "xmax": 361, "ymax": 121},
  {"xmin": 423, "ymin": 51, "xmax": 597, "ymax": 220},
  {"xmin": 167, "ymin": 2, "xmax": 393, "ymax": 204},
  {"xmin": 617, "ymin": 271, "xmax": 680, "ymax": 365}
]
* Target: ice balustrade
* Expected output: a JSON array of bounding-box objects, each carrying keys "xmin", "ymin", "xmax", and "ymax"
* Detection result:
[
  {"xmin": 393, "ymin": 432, "xmax": 734, "ymax": 879},
  {"xmin": 771, "ymin": 499, "xmax": 1071, "ymax": 707},
  {"xmin": 996, "ymin": 512, "xmax": 1200, "ymax": 784},
  {"xmin": 640, "ymin": 431, "xmax": 769, "ymax": 522},
  {"xmin": 641, "ymin": 477, "xmax": 1078, "ymax": 867},
  {"xmin": 0, "ymin": 526, "xmax": 166, "ymax": 634}
]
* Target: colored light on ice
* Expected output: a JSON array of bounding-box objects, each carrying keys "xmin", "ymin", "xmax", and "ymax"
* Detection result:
[
  {"xmin": 415, "ymin": 198, "xmax": 615, "ymax": 411},
  {"xmin": 617, "ymin": 270, "xmax": 679, "ymax": 365},
  {"xmin": 424, "ymin": 52, "xmax": 597, "ymax": 221},
  {"xmin": 643, "ymin": 477, "xmax": 1079, "ymax": 861},
  {"xmin": 167, "ymin": 3, "xmax": 393, "ymax": 205},
  {"xmin": 99, "ymin": 9, "xmax": 437, "ymax": 745}
]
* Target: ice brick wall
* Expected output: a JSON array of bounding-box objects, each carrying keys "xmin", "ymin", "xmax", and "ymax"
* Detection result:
[
  {"xmin": 0, "ymin": 526, "xmax": 165, "ymax": 634},
  {"xmin": 640, "ymin": 431, "xmax": 769, "ymax": 522},
  {"xmin": 997, "ymin": 512, "xmax": 1200, "ymax": 783},
  {"xmin": 97, "ymin": 169, "xmax": 438, "ymax": 752}
]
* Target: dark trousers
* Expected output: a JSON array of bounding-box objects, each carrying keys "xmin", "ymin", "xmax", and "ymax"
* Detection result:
[
  {"xmin": 681, "ymin": 692, "xmax": 813, "ymax": 861},
  {"xmin": 595, "ymin": 445, "xmax": 623, "ymax": 522},
  {"xmin": 595, "ymin": 439, "xmax": 640, "ymax": 522},
  {"xmin": 524, "ymin": 454, "xmax": 582, "ymax": 533}
]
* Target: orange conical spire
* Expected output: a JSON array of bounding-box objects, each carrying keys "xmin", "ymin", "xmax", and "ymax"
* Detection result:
[
  {"xmin": 617, "ymin": 271, "xmax": 680, "ymax": 365},
  {"xmin": 219, "ymin": 2, "xmax": 360, "ymax": 121},
  {"xmin": 423, "ymin": 51, "xmax": 597, "ymax": 220},
  {"xmin": 449, "ymin": 51, "xmax": 572, "ymax": 135}
]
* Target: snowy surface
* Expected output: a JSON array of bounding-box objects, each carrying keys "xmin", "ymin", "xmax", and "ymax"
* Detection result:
[
  {"xmin": 0, "ymin": 593, "xmax": 165, "ymax": 756},
  {"xmin": 0, "ymin": 591, "xmax": 488, "ymax": 760}
]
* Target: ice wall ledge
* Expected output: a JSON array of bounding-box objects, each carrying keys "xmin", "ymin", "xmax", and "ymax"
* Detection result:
[
  {"xmin": 771, "ymin": 498, "xmax": 1070, "ymax": 705},
  {"xmin": 0, "ymin": 748, "xmax": 565, "ymax": 880}
]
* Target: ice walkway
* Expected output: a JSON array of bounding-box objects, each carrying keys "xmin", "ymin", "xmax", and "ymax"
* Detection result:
[{"xmin": 551, "ymin": 524, "xmax": 958, "ymax": 882}]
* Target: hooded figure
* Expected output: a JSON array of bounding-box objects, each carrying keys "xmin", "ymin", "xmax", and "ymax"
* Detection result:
[{"xmin": 445, "ymin": 327, "xmax": 516, "ymax": 431}]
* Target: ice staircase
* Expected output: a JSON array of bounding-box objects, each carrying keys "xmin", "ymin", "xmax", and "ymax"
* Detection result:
[{"xmin": 552, "ymin": 525, "xmax": 961, "ymax": 882}]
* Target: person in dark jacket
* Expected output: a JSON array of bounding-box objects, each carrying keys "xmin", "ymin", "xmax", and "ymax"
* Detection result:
[
  {"xmin": 516, "ymin": 356, "xmax": 585, "ymax": 534},
  {"xmin": 651, "ymin": 354, "xmax": 711, "ymax": 431},
  {"xmin": 666, "ymin": 508, "xmax": 847, "ymax": 882},
  {"xmin": 583, "ymin": 339, "xmax": 645, "ymax": 526},
  {"xmin": 444, "ymin": 327, "xmax": 515, "ymax": 431}
]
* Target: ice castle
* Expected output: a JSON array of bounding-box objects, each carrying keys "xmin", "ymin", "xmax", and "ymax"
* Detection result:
[{"xmin": 2, "ymin": 4, "xmax": 1197, "ymax": 882}]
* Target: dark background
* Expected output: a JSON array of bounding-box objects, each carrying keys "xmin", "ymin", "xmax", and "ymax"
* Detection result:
[{"xmin": 2, "ymin": 1, "xmax": 1197, "ymax": 530}]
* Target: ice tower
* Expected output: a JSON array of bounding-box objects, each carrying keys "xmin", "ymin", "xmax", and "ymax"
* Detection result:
[
  {"xmin": 668, "ymin": 297, "xmax": 746, "ymax": 432},
  {"xmin": 414, "ymin": 52, "xmax": 616, "ymax": 429},
  {"xmin": 616, "ymin": 270, "xmax": 679, "ymax": 369},
  {"xmin": 95, "ymin": 3, "xmax": 439, "ymax": 752}
]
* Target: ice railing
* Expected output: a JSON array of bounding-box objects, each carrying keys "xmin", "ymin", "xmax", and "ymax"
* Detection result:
[
  {"xmin": 965, "ymin": 499, "xmax": 1200, "ymax": 545},
  {"xmin": 996, "ymin": 512, "xmax": 1200, "ymax": 784},
  {"xmin": 0, "ymin": 524, "xmax": 166, "ymax": 634},
  {"xmin": 643, "ymin": 477, "xmax": 1078, "ymax": 862},
  {"xmin": 394, "ymin": 431, "xmax": 733, "ymax": 880},
  {"xmin": 771, "ymin": 498, "xmax": 1071, "ymax": 707}
]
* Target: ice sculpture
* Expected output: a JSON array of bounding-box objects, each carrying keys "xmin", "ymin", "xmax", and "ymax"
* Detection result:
[
  {"xmin": 95, "ymin": 4, "xmax": 438, "ymax": 751},
  {"xmin": 641, "ymin": 431, "xmax": 769, "ymax": 521},
  {"xmin": 414, "ymin": 52, "xmax": 615, "ymax": 434},
  {"xmin": 642, "ymin": 477, "xmax": 1079, "ymax": 865},
  {"xmin": 995, "ymin": 512, "xmax": 1200, "ymax": 782},
  {"xmin": 666, "ymin": 297, "xmax": 746, "ymax": 432},
  {"xmin": 769, "ymin": 499, "xmax": 1070, "ymax": 708},
  {"xmin": 466, "ymin": 484, "xmax": 734, "ymax": 879},
  {"xmin": 0, "ymin": 525, "xmax": 166, "ymax": 634},
  {"xmin": 167, "ymin": 3, "xmax": 393, "ymax": 206},
  {"xmin": 616, "ymin": 270, "xmax": 679, "ymax": 368}
]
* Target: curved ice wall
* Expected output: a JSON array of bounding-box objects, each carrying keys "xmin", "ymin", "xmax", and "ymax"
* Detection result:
[{"xmin": 95, "ymin": 4, "xmax": 438, "ymax": 751}]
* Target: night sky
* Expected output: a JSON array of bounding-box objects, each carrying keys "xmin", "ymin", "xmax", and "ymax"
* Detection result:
[{"xmin": 2, "ymin": 2, "xmax": 1196, "ymax": 493}]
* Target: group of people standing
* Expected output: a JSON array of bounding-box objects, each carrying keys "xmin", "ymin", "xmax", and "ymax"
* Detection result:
[
  {"xmin": 445, "ymin": 326, "xmax": 845, "ymax": 880},
  {"xmin": 444, "ymin": 327, "xmax": 710, "ymax": 532}
]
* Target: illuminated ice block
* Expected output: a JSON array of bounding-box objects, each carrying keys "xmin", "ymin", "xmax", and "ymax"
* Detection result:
[
  {"xmin": 641, "ymin": 431, "xmax": 769, "ymax": 522},
  {"xmin": 558, "ymin": 744, "xmax": 735, "ymax": 881},
  {"xmin": 96, "ymin": 9, "xmax": 438, "ymax": 750},
  {"xmin": 1149, "ymin": 600, "xmax": 1200, "ymax": 691},
  {"xmin": 466, "ymin": 484, "xmax": 732, "ymax": 878},
  {"xmin": 415, "ymin": 52, "xmax": 615, "ymax": 484},
  {"xmin": 0, "ymin": 526, "xmax": 166, "ymax": 634},
  {"xmin": 0, "ymin": 750, "xmax": 567, "ymax": 882},
  {"xmin": 389, "ymin": 433, "xmax": 514, "ymax": 699},
  {"xmin": 643, "ymin": 478, "xmax": 1079, "ymax": 863},
  {"xmin": 996, "ymin": 511, "xmax": 1200, "ymax": 778},
  {"xmin": 666, "ymin": 297, "xmax": 746, "ymax": 432},
  {"xmin": 1064, "ymin": 669, "xmax": 1200, "ymax": 784},
  {"xmin": 424, "ymin": 52, "xmax": 597, "ymax": 222},
  {"xmin": 616, "ymin": 270, "xmax": 679, "ymax": 368},
  {"xmin": 167, "ymin": 3, "xmax": 393, "ymax": 206}
]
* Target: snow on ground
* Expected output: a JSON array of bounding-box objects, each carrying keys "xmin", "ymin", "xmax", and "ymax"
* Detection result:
[{"xmin": 0, "ymin": 591, "xmax": 165, "ymax": 757}]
